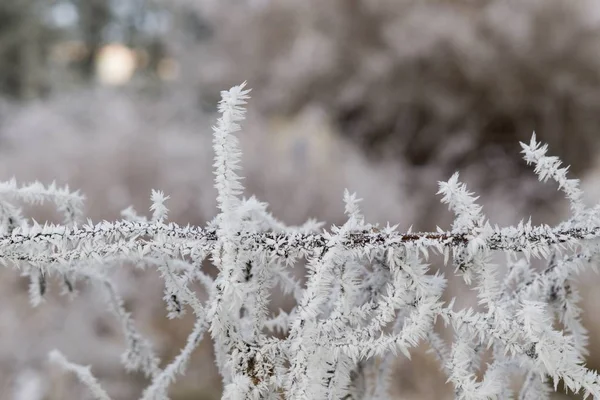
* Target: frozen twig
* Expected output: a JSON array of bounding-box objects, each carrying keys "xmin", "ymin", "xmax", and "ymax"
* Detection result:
[{"xmin": 2, "ymin": 84, "xmax": 599, "ymax": 399}]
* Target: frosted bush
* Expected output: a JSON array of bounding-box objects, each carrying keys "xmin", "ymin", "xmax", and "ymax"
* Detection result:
[{"xmin": 4, "ymin": 83, "xmax": 600, "ymax": 399}]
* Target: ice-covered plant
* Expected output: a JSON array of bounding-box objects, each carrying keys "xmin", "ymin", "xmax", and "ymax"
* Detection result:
[{"xmin": 4, "ymin": 82, "xmax": 600, "ymax": 399}]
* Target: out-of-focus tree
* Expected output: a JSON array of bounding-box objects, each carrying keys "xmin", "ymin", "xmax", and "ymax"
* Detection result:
[
  {"xmin": 0, "ymin": 0, "xmax": 55, "ymax": 99},
  {"xmin": 0, "ymin": 0, "xmax": 185, "ymax": 98},
  {"xmin": 187, "ymin": 0, "xmax": 600, "ymax": 208},
  {"xmin": 73, "ymin": 0, "xmax": 112, "ymax": 80}
]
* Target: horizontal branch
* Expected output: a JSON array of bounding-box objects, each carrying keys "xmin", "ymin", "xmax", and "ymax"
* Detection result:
[{"xmin": 0, "ymin": 220, "xmax": 598, "ymax": 266}]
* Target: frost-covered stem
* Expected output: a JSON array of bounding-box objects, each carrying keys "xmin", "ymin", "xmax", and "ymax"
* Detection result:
[
  {"xmin": 89, "ymin": 270, "xmax": 161, "ymax": 378},
  {"xmin": 520, "ymin": 370, "xmax": 553, "ymax": 400},
  {"xmin": 141, "ymin": 318, "xmax": 208, "ymax": 400},
  {"xmin": 446, "ymin": 329, "xmax": 496, "ymax": 399},
  {"xmin": 0, "ymin": 200, "xmax": 24, "ymax": 235},
  {"xmin": 521, "ymin": 133, "xmax": 585, "ymax": 218},
  {"xmin": 158, "ymin": 258, "xmax": 209, "ymax": 319},
  {"xmin": 437, "ymin": 173, "xmax": 483, "ymax": 233},
  {"xmin": 366, "ymin": 310, "xmax": 410, "ymax": 399},
  {"xmin": 446, "ymin": 305, "xmax": 600, "ymax": 397},
  {"xmin": 5, "ymin": 85, "xmax": 600, "ymax": 400},
  {"xmin": 212, "ymin": 82, "xmax": 249, "ymax": 217},
  {"xmin": 3, "ymin": 222, "xmax": 600, "ymax": 268},
  {"xmin": 210, "ymin": 82, "xmax": 258, "ymax": 390},
  {"xmin": 426, "ymin": 331, "xmax": 451, "ymax": 378},
  {"xmin": 518, "ymin": 301, "xmax": 600, "ymax": 397},
  {"xmin": 504, "ymin": 251, "xmax": 594, "ymax": 358},
  {"xmin": 285, "ymin": 247, "xmax": 340, "ymax": 398},
  {"xmin": 48, "ymin": 350, "xmax": 111, "ymax": 400},
  {"xmin": 286, "ymin": 192, "xmax": 369, "ymax": 399},
  {"xmin": 0, "ymin": 179, "xmax": 84, "ymax": 225},
  {"xmin": 27, "ymin": 266, "xmax": 46, "ymax": 307},
  {"xmin": 150, "ymin": 190, "xmax": 170, "ymax": 223}
]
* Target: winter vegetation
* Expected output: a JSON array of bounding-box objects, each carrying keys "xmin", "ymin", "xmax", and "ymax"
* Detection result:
[{"xmin": 3, "ymin": 82, "xmax": 600, "ymax": 399}]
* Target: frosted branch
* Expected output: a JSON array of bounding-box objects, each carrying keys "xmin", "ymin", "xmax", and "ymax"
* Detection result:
[
  {"xmin": 0, "ymin": 85, "xmax": 597, "ymax": 400},
  {"xmin": 48, "ymin": 350, "xmax": 111, "ymax": 400}
]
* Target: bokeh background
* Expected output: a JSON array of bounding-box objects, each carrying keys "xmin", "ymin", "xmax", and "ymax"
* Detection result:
[{"xmin": 2, "ymin": 0, "xmax": 600, "ymax": 398}]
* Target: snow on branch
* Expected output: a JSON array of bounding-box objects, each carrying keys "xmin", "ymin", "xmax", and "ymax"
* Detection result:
[
  {"xmin": 0, "ymin": 178, "xmax": 84, "ymax": 225},
  {"xmin": 8, "ymin": 84, "xmax": 600, "ymax": 399},
  {"xmin": 48, "ymin": 350, "xmax": 112, "ymax": 400},
  {"xmin": 521, "ymin": 132, "xmax": 585, "ymax": 219}
]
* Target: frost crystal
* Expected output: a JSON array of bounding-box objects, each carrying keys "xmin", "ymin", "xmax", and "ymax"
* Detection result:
[{"xmin": 2, "ymin": 84, "xmax": 600, "ymax": 399}]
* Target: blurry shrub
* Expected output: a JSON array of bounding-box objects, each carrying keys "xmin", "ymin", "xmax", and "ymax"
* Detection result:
[{"xmin": 193, "ymin": 0, "xmax": 600, "ymax": 187}]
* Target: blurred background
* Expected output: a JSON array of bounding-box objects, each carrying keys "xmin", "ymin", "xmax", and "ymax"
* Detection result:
[{"xmin": 2, "ymin": 0, "xmax": 600, "ymax": 398}]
